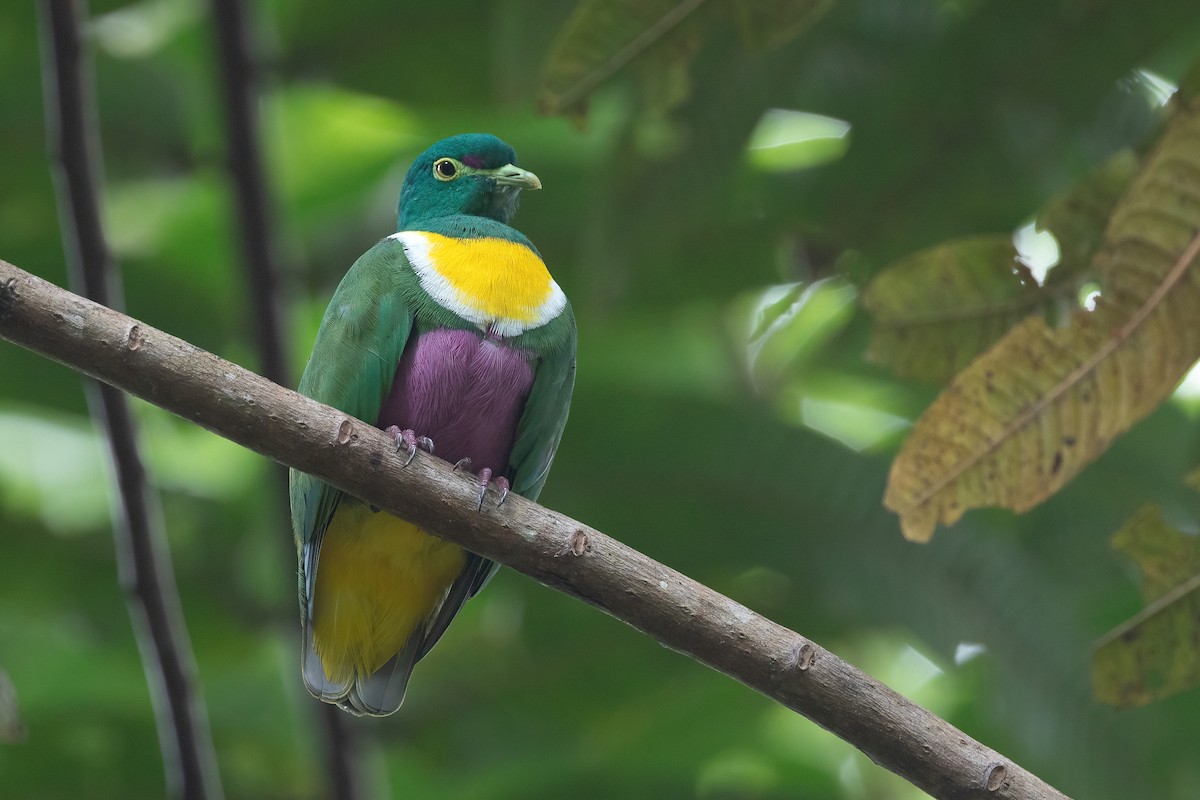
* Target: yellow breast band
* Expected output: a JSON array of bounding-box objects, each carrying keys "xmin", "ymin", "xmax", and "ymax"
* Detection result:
[{"xmin": 391, "ymin": 230, "xmax": 566, "ymax": 336}]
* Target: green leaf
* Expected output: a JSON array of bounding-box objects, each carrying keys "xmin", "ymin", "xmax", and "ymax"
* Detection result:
[
  {"xmin": 0, "ymin": 408, "xmax": 110, "ymax": 535},
  {"xmin": 1093, "ymin": 505, "xmax": 1200, "ymax": 707},
  {"xmin": 732, "ymin": 278, "xmax": 857, "ymax": 392},
  {"xmin": 0, "ymin": 670, "xmax": 24, "ymax": 743},
  {"xmin": 885, "ymin": 98, "xmax": 1200, "ymax": 541},
  {"xmin": 266, "ymin": 85, "xmax": 422, "ymax": 228},
  {"xmin": 746, "ymin": 108, "xmax": 851, "ymax": 173}
]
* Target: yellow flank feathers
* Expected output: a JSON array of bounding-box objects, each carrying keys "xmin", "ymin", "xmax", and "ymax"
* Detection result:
[
  {"xmin": 312, "ymin": 501, "xmax": 466, "ymax": 683},
  {"xmin": 392, "ymin": 231, "xmax": 567, "ymax": 336}
]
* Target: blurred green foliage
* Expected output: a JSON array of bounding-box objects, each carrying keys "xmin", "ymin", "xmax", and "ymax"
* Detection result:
[{"xmin": 2, "ymin": 0, "xmax": 1200, "ymax": 798}]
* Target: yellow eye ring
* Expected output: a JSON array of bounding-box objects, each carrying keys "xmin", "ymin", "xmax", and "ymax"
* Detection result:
[{"xmin": 433, "ymin": 158, "xmax": 460, "ymax": 181}]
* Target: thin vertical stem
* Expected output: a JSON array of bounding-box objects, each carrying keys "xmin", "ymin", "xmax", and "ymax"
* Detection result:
[
  {"xmin": 207, "ymin": 1, "xmax": 363, "ymax": 796},
  {"xmin": 38, "ymin": 2, "xmax": 223, "ymax": 798},
  {"xmin": 208, "ymin": 0, "xmax": 287, "ymax": 385}
]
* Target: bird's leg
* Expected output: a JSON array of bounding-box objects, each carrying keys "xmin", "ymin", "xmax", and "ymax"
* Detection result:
[{"xmin": 384, "ymin": 426, "xmax": 434, "ymax": 467}]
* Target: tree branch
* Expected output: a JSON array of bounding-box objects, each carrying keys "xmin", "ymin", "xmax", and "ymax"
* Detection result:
[
  {"xmin": 36, "ymin": 2, "xmax": 223, "ymax": 798},
  {"xmin": 0, "ymin": 259, "xmax": 1072, "ymax": 800}
]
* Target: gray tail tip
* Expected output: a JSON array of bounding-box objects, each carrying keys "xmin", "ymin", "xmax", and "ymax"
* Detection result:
[
  {"xmin": 340, "ymin": 649, "xmax": 415, "ymax": 716},
  {"xmin": 302, "ymin": 637, "xmax": 417, "ymax": 717}
]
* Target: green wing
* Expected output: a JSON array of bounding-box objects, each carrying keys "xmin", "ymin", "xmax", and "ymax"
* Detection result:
[
  {"xmin": 510, "ymin": 308, "xmax": 577, "ymax": 501},
  {"xmin": 289, "ymin": 237, "xmax": 415, "ymax": 559},
  {"xmin": 456, "ymin": 307, "xmax": 578, "ymax": 600}
]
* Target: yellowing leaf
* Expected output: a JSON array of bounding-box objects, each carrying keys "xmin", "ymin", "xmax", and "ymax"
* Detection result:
[
  {"xmin": 1093, "ymin": 506, "xmax": 1200, "ymax": 707},
  {"xmin": 884, "ymin": 97, "xmax": 1200, "ymax": 542},
  {"xmin": 538, "ymin": 0, "xmax": 709, "ymax": 118},
  {"xmin": 1184, "ymin": 465, "xmax": 1200, "ymax": 492},
  {"xmin": 538, "ymin": 0, "xmax": 834, "ymax": 118},
  {"xmin": 864, "ymin": 152, "xmax": 1139, "ymax": 385},
  {"xmin": 1113, "ymin": 507, "xmax": 1200, "ymax": 602},
  {"xmin": 1037, "ymin": 149, "xmax": 1139, "ymax": 273},
  {"xmin": 731, "ymin": 0, "xmax": 834, "ymax": 50},
  {"xmin": 863, "ymin": 236, "xmax": 1045, "ymax": 383}
]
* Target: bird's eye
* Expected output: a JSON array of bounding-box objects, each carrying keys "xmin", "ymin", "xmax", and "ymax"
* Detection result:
[{"xmin": 433, "ymin": 158, "xmax": 460, "ymax": 181}]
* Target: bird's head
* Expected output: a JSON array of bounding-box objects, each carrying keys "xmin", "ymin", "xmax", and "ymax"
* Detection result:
[{"xmin": 397, "ymin": 133, "xmax": 541, "ymax": 229}]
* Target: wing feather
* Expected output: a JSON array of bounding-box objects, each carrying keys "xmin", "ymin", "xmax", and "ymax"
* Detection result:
[{"xmin": 289, "ymin": 238, "xmax": 416, "ymax": 608}]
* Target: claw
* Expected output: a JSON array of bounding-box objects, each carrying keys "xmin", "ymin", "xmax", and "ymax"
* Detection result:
[
  {"xmin": 455, "ymin": 460, "xmax": 509, "ymax": 511},
  {"xmin": 384, "ymin": 426, "xmax": 433, "ymax": 467},
  {"xmin": 476, "ymin": 467, "xmax": 492, "ymax": 511},
  {"xmin": 384, "ymin": 425, "xmax": 416, "ymax": 465}
]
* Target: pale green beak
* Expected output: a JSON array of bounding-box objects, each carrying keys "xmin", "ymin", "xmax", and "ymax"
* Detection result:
[{"xmin": 491, "ymin": 163, "xmax": 542, "ymax": 190}]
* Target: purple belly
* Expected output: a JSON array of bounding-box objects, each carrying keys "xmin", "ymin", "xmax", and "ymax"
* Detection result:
[{"xmin": 377, "ymin": 328, "xmax": 535, "ymax": 474}]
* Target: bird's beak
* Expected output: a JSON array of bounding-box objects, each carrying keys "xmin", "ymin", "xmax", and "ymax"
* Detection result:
[{"xmin": 491, "ymin": 164, "xmax": 542, "ymax": 191}]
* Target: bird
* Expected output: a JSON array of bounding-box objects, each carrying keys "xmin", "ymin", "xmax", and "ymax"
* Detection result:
[{"xmin": 288, "ymin": 133, "xmax": 576, "ymax": 716}]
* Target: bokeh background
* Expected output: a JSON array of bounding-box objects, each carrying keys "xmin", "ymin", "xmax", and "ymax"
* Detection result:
[{"xmin": 3, "ymin": 0, "xmax": 1200, "ymax": 798}]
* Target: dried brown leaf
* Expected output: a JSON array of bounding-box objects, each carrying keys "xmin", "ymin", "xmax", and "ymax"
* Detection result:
[{"xmin": 885, "ymin": 97, "xmax": 1200, "ymax": 541}]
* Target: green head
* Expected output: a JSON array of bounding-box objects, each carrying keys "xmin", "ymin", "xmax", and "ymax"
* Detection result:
[{"xmin": 397, "ymin": 133, "xmax": 541, "ymax": 229}]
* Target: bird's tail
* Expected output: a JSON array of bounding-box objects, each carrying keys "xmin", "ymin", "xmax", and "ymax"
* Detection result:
[
  {"xmin": 299, "ymin": 503, "xmax": 470, "ymax": 715},
  {"xmin": 302, "ymin": 626, "xmax": 420, "ymax": 717}
]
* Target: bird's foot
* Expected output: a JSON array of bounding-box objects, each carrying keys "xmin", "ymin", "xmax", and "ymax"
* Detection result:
[
  {"xmin": 454, "ymin": 460, "xmax": 510, "ymax": 511},
  {"xmin": 385, "ymin": 426, "xmax": 434, "ymax": 467}
]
